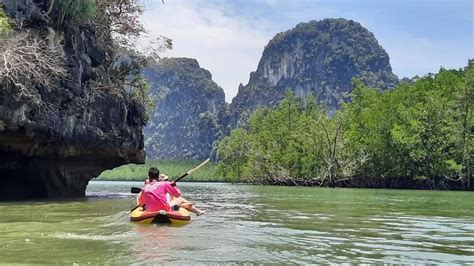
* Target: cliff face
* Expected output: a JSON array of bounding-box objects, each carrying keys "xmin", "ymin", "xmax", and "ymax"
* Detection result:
[
  {"xmin": 143, "ymin": 58, "xmax": 228, "ymax": 160},
  {"xmin": 0, "ymin": 0, "xmax": 146, "ymax": 199},
  {"xmin": 230, "ymin": 18, "xmax": 398, "ymax": 125},
  {"xmin": 142, "ymin": 19, "xmax": 399, "ymax": 160}
]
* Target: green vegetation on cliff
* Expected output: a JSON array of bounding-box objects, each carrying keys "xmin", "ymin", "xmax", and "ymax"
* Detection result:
[
  {"xmin": 0, "ymin": 0, "xmax": 167, "ymax": 198},
  {"xmin": 56, "ymin": 0, "xmax": 97, "ymax": 26},
  {"xmin": 143, "ymin": 18, "xmax": 400, "ymax": 161},
  {"xmin": 217, "ymin": 62, "xmax": 473, "ymax": 190},
  {"xmin": 143, "ymin": 58, "xmax": 229, "ymax": 160},
  {"xmin": 0, "ymin": 8, "xmax": 11, "ymax": 35},
  {"xmin": 97, "ymin": 160, "xmax": 226, "ymax": 182},
  {"xmin": 230, "ymin": 18, "xmax": 399, "ymax": 126},
  {"xmin": 0, "ymin": 0, "xmax": 164, "ymax": 123}
]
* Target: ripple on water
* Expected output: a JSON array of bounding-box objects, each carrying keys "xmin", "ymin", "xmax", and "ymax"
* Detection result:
[
  {"xmin": 1, "ymin": 182, "xmax": 473, "ymax": 264},
  {"xmin": 52, "ymin": 231, "xmax": 135, "ymax": 242}
]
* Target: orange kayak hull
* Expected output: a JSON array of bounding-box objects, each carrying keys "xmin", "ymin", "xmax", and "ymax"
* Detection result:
[{"xmin": 130, "ymin": 206, "xmax": 191, "ymax": 225}]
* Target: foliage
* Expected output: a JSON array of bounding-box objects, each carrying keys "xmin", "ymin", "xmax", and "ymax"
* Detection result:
[
  {"xmin": 56, "ymin": 0, "xmax": 97, "ymax": 27},
  {"xmin": 0, "ymin": 0, "xmax": 170, "ymax": 122},
  {"xmin": 128, "ymin": 74, "xmax": 154, "ymax": 119},
  {"xmin": 216, "ymin": 129, "xmax": 251, "ymax": 181},
  {"xmin": 143, "ymin": 58, "xmax": 228, "ymax": 160},
  {"xmin": 95, "ymin": 0, "xmax": 172, "ymax": 63},
  {"xmin": 97, "ymin": 160, "xmax": 228, "ymax": 182},
  {"xmin": 217, "ymin": 62, "xmax": 473, "ymax": 189},
  {"xmin": 231, "ymin": 18, "xmax": 399, "ymax": 127},
  {"xmin": 0, "ymin": 31, "xmax": 67, "ymax": 102},
  {"xmin": 463, "ymin": 60, "xmax": 474, "ymax": 187},
  {"xmin": 91, "ymin": 0, "xmax": 172, "ymax": 121},
  {"xmin": 0, "ymin": 8, "xmax": 11, "ymax": 36},
  {"xmin": 342, "ymin": 79, "xmax": 393, "ymax": 179},
  {"xmin": 217, "ymin": 90, "xmax": 360, "ymax": 186}
]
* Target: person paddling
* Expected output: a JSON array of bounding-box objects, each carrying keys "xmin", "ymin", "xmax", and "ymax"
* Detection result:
[{"xmin": 137, "ymin": 167, "xmax": 205, "ymax": 216}]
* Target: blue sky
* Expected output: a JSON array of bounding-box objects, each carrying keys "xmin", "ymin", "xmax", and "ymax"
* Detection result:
[{"xmin": 142, "ymin": 0, "xmax": 473, "ymax": 102}]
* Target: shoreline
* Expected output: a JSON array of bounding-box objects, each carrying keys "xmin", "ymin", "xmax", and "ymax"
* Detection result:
[{"xmin": 91, "ymin": 179, "xmax": 473, "ymax": 191}]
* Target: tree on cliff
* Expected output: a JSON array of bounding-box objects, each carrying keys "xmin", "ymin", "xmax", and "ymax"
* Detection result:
[
  {"xmin": 143, "ymin": 58, "xmax": 229, "ymax": 160},
  {"xmin": 229, "ymin": 18, "xmax": 399, "ymax": 127},
  {"xmin": 0, "ymin": 0, "xmax": 171, "ymax": 198},
  {"xmin": 0, "ymin": 7, "xmax": 10, "ymax": 35},
  {"xmin": 0, "ymin": 0, "xmax": 171, "ymax": 120},
  {"xmin": 0, "ymin": 31, "xmax": 67, "ymax": 104}
]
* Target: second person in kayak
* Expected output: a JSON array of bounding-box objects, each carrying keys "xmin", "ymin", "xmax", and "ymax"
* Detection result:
[{"xmin": 138, "ymin": 167, "xmax": 205, "ymax": 215}]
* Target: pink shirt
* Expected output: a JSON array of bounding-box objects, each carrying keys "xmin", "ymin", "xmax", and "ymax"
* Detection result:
[{"xmin": 140, "ymin": 180, "xmax": 181, "ymax": 212}]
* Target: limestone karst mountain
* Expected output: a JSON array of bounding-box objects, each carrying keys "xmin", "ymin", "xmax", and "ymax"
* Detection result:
[
  {"xmin": 143, "ymin": 58, "xmax": 229, "ymax": 160},
  {"xmin": 143, "ymin": 18, "xmax": 399, "ymax": 159},
  {"xmin": 229, "ymin": 18, "xmax": 399, "ymax": 126}
]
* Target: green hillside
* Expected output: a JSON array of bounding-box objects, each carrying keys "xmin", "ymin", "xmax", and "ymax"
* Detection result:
[{"xmin": 96, "ymin": 160, "xmax": 228, "ymax": 182}]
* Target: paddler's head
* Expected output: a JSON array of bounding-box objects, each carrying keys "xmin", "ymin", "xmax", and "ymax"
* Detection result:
[{"xmin": 148, "ymin": 167, "xmax": 160, "ymax": 180}]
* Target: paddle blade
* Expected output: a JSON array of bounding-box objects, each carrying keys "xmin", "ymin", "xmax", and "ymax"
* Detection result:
[{"xmin": 130, "ymin": 187, "xmax": 142, "ymax": 194}]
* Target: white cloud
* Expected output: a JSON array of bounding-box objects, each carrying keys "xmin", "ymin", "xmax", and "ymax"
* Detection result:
[
  {"xmin": 140, "ymin": 1, "xmax": 473, "ymax": 102},
  {"xmin": 141, "ymin": 1, "xmax": 272, "ymax": 102}
]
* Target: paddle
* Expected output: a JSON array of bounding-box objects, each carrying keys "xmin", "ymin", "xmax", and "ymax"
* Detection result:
[
  {"xmin": 130, "ymin": 187, "xmax": 142, "ymax": 194},
  {"xmin": 130, "ymin": 158, "xmax": 211, "ymax": 194}
]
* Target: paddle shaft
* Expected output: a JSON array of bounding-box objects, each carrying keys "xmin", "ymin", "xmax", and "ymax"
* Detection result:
[
  {"xmin": 130, "ymin": 158, "xmax": 210, "ymax": 194},
  {"xmin": 174, "ymin": 158, "xmax": 210, "ymax": 182}
]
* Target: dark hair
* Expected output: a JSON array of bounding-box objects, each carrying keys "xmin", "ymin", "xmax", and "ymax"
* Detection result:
[{"xmin": 148, "ymin": 167, "xmax": 160, "ymax": 179}]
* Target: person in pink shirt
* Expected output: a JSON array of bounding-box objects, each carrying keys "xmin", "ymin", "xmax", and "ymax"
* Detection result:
[{"xmin": 138, "ymin": 167, "xmax": 205, "ymax": 215}]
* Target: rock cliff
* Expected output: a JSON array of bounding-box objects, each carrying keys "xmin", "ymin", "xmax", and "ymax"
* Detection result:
[
  {"xmin": 0, "ymin": 0, "xmax": 146, "ymax": 199},
  {"xmin": 230, "ymin": 18, "xmax": 398, "ymax": 125},
  {"xmin": 143, "ymin": 58, "xmax": 228, "ymax": 160},
  {"xmin": 142, "ymin": 19, "xmax": 399, "ymax": 160}
]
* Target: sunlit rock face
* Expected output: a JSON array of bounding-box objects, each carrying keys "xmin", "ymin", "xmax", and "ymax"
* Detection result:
[
  {"xmin": 229, "ymin": 18, "xmax": 399, "ymax": 126},
  {"xmin": 0, "ymin": 0, "xmax": 146, "ymax": 199},
  {"xmin": 143, "ymin": 58, "xmax": 229, "ymax": 160}
]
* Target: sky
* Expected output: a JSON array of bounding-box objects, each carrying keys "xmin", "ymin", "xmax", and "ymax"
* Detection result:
[{"xmin": 141, "ymin": 0, "xmax": 473, "ymax": 103}]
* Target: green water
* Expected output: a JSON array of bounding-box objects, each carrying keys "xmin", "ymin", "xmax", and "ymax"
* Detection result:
[{"xmin": 0, "ymin": 181, "xmax": 473, "ymax": 264}]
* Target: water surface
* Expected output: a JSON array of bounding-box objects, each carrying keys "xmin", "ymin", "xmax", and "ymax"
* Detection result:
[{"xmin": 0, "ymin": 181, "xmax": 473, "ymax": 264}]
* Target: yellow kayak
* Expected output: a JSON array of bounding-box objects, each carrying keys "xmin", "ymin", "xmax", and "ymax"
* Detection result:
[{"xmin": 130, "ymin": 206, "xmax": 191, "ymax": 225}]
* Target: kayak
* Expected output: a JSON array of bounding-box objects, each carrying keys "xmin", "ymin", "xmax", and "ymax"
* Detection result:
[{"xmin": 130, "ymin": 206, "xmax": 191, "ymax": 225}]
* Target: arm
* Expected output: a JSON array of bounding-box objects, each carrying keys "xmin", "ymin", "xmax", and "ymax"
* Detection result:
[
  {"xmin": 137, "ymin": 191, "xmax": 145, "ymax": 206},
  {"xmin": 165, "ymin": 182, "xmax": 181, "ymax": 198},
  {"xmin": 137, "ymin": 178, "xmax": 149, "ymax": 206}
]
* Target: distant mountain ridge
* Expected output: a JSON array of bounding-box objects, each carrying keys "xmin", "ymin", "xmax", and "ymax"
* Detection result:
[{"xmin": 144, "ymin": 18, "xmax": 399, "ymax": 159}]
